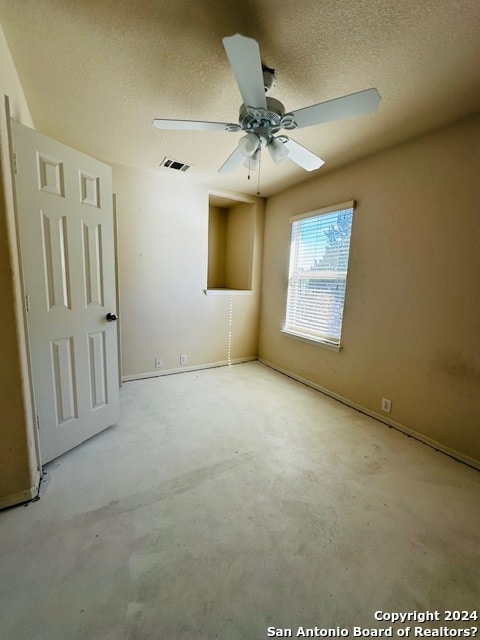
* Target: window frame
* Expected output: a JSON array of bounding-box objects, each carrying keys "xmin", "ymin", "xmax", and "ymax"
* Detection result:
[{"xmin": 283, "ymin": 200, "xmax": 356, "ymax": 351}]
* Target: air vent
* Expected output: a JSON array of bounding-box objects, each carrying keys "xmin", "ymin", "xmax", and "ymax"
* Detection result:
[{"xmin": 160, "ymin": 157, "xmax": 191, "ymax": 172}]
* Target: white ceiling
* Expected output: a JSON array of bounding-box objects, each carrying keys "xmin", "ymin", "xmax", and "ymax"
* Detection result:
[{"xmin": 1, "ymin": 0, "xmax": 479, "ymax": 197}]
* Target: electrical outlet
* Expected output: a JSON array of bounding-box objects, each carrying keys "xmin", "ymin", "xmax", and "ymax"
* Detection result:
[
  {"xmin": 180, "ymin": 354, "xmax": 187, "ymax": 365},
  {"xmin": 381, "ymin": 397, "xmax": 392, "ymax": 413},
  {"xmin": 154, "ymin": 357, "xmax": 162, "ymax": 369}
]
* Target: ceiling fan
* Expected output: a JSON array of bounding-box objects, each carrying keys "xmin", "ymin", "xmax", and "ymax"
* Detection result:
[{"xmin": 152, "ymin": 34, "xmax": 381, "ymax": 174}]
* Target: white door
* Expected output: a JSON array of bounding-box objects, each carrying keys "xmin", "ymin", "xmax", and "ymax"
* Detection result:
[{"xmin": 11, "ymin": 119, "xmax": 119, "ymax": 463}]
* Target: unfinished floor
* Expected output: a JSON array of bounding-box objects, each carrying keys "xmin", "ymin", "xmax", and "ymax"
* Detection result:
[{"xmin": 1, "ymin": 361, "xmax": 479, "ymax": 640}]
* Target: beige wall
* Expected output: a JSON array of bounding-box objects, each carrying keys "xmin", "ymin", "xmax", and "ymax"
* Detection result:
[
  {"xmin": 0, "ymin": 23, "xmax": 38, "ymax": 508},
  {"xmin": 113, "ymin": 162, "xmax": 264, "ymax": 378},
  {"xmin": 259, "ymin": 113, "xmax": 480, "ymax": 466}
]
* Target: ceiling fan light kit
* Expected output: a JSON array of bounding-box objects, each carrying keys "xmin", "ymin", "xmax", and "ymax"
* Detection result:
[
  {"xmin": 268, "ymin": 137, "xmax": 289, "ymax": 164},
  {"xmin": 243, "ymin": 149, "xmax": 260, "ymax": 171},
  {"xmin": 238, "ymin": 132, "xmax": 260, "ymax": 157},
  {"xmin": 152, "ymin": 34, "xmax": 381, "ymax": 176}
]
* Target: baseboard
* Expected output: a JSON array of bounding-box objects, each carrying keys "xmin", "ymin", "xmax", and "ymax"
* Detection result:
[
  {"xmin": 0, "ymin": 467, "xmax": 41, "ymax": 510},
  {"xmin": 122, "ymin": 356, "xmax": 257, "ymax": 383},
  {"xmin": 259, "ymin": 358, "xmax": 480, "ymax": 472}
]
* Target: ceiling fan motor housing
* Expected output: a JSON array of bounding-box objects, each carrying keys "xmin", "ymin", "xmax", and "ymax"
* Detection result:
[{"xmin": 239, "ymin": 97, "xmax": 287, "ymax": 138}]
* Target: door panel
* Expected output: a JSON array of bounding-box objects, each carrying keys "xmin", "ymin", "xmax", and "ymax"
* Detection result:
[{"xmin": 12, "ymin": 119, "xmax": 119, "ymax": 463}]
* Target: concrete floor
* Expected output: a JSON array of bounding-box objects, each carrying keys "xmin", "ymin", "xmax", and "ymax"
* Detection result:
[{"xmin": 1, "ymin": 361, "xmax": 479, "ymax": 640}]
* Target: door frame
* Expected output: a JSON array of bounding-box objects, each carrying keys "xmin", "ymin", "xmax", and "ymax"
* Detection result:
[{"xmin": 0, "ymin": 95, "xmax": 41, "ymax": 505}]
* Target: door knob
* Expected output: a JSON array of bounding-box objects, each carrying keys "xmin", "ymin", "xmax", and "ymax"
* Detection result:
[{"xmin": 106, "ymin": 312, "xmax": 118, "ymax": 322}]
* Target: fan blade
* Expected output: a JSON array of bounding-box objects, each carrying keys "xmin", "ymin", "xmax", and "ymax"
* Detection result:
[
  {"xmin": 218, "ymin": 147, "xmax": 244, "ymax": 173},
  {"xmin": 223, "ymin": 34, "xmax": 267, "ymax": 111},
  {"xmin": 153, "ymin": 119, "xmax": 240, "ymax": 132},
  {"xmin": 282, "ymin": 138, "xmax": 324, "ymax": 171},
  {"xmin": 287, "ymin": 88, "xmax": 381, "ymax": 129}
]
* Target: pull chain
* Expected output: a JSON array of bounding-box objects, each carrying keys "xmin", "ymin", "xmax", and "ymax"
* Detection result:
[{"xmin": 245, "ymin": 152, "xmax": 261, "ymax": 195}]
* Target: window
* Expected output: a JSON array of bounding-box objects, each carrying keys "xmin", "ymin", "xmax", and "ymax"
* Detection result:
[{"xmin": 283, "ymin": 201, "xmax": 355, "ymax": 349}]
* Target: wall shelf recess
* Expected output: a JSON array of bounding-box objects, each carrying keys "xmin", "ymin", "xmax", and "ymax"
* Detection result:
[{"xmin": 206, "ymin": 193, "xmax": 256, "ymax": 294}]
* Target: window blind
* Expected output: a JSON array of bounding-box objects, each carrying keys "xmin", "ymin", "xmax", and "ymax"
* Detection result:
[{"xmin": 285, "ymin": 204, "xmax": 354, "ymax": 345}]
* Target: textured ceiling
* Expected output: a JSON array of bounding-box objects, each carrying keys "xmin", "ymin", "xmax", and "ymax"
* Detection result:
[{"xmin": 1, "ymin": 0, "xmax": 479, "ymax": 197}]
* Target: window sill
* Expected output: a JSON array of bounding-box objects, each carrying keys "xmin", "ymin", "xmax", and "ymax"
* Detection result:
[
  {"xmin": 281, "ymin": 328, "xmax": 342, "ymax": 352},
  {"xmin": 203, "ymin": 289, "xmax": 253, "ymax": 296}
]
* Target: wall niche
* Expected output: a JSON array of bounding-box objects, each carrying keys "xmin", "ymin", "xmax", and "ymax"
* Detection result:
[{"xmin": 206, "ymin": 193, "xmax": 255, "ymax": 293}]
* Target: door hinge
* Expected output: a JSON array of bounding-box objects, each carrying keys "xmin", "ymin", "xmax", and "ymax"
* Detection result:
[
  {"xmin": 13, "ymin": 153, "xmax": 18, "ymax": 174},
  {"xmin": 36, "ymin": 414, "xmax": 40, "ymax": 430},
  {"xmin": 25, "ymin": 294, "xmax": 30, "ymax": 312}
]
